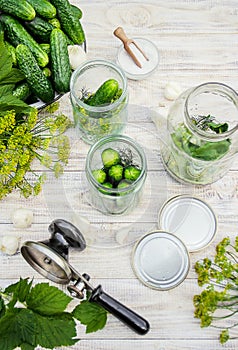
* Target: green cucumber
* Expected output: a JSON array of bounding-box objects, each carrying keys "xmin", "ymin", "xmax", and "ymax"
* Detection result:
[
  {"xmin": 42, "ymin": 67, "xmax": 51, "ymax": 78},
  {"xmin": 50, "ymin": 28, "xmax": 71, "ymax": 94},
  {"xmin": 0, "ymin": 15, "xmax": 49, "ymax": 67},
  {"xmin": 86, "ymin": 79, "xmax": 119, "ymax": 106},
  {"xmin": 40, "ymin": 43, "xmax": 50, "ymax": 55},
  {"xmin": 13, "ymin": 82, "xmax": 31, "ymax": 101},
  {"xmin": 48, "ymin": 18, "xmax": 61, "ymax": 29},
  {"xmin": 102, "ymin": 148, "xmax": 121, "ymax": 168},
  {"xmin": 5, "ymin": 41, "xmax": 17, "ymax": 66},
  {"xmin": 25, "ymin": 16, "xmax": 54, "ymax": 43},
  {"xmin": 0, "ymin": 0, "xmax": 35, "ymax": 21},
  {"xmin": 124, "ymin": 166, "xmax": 141, "ymax": 181},
  {"xmin": 50, "ymin": 0, "xmax": 85, "ymax": 44},
  {"xmin": 16, "ymin": 44, "xmax": 54, "ymax": 103},
  {"xmin": 71, "ymin": 5, "xmax": 83, "ymax": 19},
  {"xmin": 26, "ymin": 0, "xmax": 56, "ymax": 19}
]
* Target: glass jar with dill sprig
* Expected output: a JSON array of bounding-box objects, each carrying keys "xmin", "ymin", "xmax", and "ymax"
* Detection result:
[
  {"xmin": 160, "ymin": 82, "xmax": 238, "ymax": 184},
  {"xmin": 85, "ymin": 135, "xmax": 147, "ymax": 215},
  {"xmin": 70, "ymin": 59, "xmax": 128, "ymax": 144}
]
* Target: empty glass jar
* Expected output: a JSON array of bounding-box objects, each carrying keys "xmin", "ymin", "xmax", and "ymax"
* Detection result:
[
  {"xmin": 70, "ymin": 59, "xmax": 128, "ymax": 144},
  {"xmin": 161, "ymin": 82, "xmax": 238, "ymax": 184}
]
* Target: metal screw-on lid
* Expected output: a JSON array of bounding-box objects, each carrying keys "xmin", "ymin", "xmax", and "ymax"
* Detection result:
[
  {"xmin": 158, "ymin": 195, "xmax": 217, "ymax": 252},
  {"xmin": 132, "ymin": 231, "xmax": 190, "ymax": 290}
]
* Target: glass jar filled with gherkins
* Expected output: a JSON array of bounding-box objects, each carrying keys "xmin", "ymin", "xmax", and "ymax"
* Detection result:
[
  {"xmin": 70, "ymin": 59, "xmax": 128, "ymax": 144},
  {"xmin": 85, "ymin": 135, "xmax": 147, "ymax": 215},
  {"xmin": 161, "ymin": 82, "xmax": 238, "ymax": 184}
]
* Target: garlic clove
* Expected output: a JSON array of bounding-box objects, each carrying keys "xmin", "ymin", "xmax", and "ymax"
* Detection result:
[
  {"xmin": 68, "ymin": 45, "xmax": 87, "ymax": 70},
  {"xmin": 164, "ymin": 81, "xmax": 183, "ymax": 101},
  {"xmin": 11, "ymin": 208, "xmax": 34, "ymax": 228},
  {"xmin": 0, "ymin": 235, "xmax": 19, "ymax": 255}
]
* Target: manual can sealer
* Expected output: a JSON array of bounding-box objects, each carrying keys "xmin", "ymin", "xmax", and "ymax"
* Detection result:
[{"xmin": 21, "ymin": 219, "xmax": 150, "ymax": 335}]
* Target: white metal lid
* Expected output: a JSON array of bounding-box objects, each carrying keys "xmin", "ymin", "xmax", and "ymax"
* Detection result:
[
  {"xmin": 158, "ymin": 195, "xmax": 217, "ymax": 252},
  {"xmin": 132, "ymin": 231, "xmax": 190, "ymax": 290},
  {"xmin": 116, "ymin": 38, "xmax": 159, "ymax": 80}
]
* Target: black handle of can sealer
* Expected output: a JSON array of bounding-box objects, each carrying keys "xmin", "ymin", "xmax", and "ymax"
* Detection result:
[{"xmin": 89, "ymin": 285, "xmax": 150, "ymax": 335}]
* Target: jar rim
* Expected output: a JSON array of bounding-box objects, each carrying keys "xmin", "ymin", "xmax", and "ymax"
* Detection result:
[
  {"xmin": 184, "ymin": 82, "xmax": 238, "ymax": 140},
  {"xmin": 70, "ymin": 59, "xmax": 128, "ymax": 113},
  {"xmin": 86, "ymin": 134, "xmax": 147, "ymax": 194}
]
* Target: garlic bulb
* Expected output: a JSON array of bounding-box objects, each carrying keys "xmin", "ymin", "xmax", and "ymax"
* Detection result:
[
  {"xmin": 0, "ymin": 236, "xmax": 19, "ymax": 255},
  {"xmin": 164, "ymin": 81, "xmax": 182, "ymax": 101},
  {"xmin": 11, "ymin": 208, "xmax": 33, "ymax": 228},
  {"xmin": 68, "ymin": 45, "xmax": 87, "ymax": 70}
]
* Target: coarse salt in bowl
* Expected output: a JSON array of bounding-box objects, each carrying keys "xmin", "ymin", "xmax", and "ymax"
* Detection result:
[{"xmin": 116, "ymin": 37, "xmax": 159, "ymax": 80}]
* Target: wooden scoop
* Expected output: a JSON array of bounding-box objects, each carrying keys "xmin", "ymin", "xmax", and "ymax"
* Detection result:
[{"xmin": 114, "ymin": 27, "xmax": 149, "ymax": 68}]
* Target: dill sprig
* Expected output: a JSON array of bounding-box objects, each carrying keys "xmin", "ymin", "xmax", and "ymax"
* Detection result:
[
  {"xmin": 194, "ymin": 237, "xmax": 238, "ymax": 344},
  {"xmin": 0, "ymin": 105, "xmax": 72, "ymax": 199}
]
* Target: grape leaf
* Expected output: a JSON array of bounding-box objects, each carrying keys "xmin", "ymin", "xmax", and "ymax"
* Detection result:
[
  {"xmin": 26, "ymin": 282, "xmax": 72, "ymax": 315},
  {"xmin": 73, "ymin": 298, "xmax": 107, "ymax": 333}
]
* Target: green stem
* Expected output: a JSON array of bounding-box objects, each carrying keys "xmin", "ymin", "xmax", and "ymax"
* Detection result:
[
  {"xmin": 213, "ymin": 309, "xmax": 238, "ymax": 320},
  {"xmin": 208, "ymin": 278, "xmax": 238, "ymax": 291},
  {"xmin": 226, "ymin": 251, "xmax": 238, "ymax": 264}
]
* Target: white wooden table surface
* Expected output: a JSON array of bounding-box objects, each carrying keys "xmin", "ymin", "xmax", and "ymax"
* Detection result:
[{"xmin": 1, "ymin": 1, "xmax": 238, "ymax": 349}]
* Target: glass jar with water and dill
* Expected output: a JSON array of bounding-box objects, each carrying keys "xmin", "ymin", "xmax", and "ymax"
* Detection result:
[{"xmin": 161, "ymin": 82, "xmax": 238, "ymax": 184}]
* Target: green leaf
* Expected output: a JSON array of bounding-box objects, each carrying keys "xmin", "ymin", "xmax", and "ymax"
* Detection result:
[
  {"xmin": 4, "ymin": 278, "xmax": 32, "ymax": 309},
  {"xmin": 0, "ymin": 308, "xmax": 36, "ymax": 350},
  {"xmin": 0, "ymin": 84, "xmax": 15, "ymax": 97},
  {"xmin": 0, "ymin": 295, "xmax": 6, "ymax": 318},
  {"xmin": 34, "ymin": 312, "xmax": 78, "ymax": 348},
  {"xmin": 208, "ymin": 121, "xmax": 229, "ymax": 134},
  {"xmin": 20, "ymin": 343, "xmax": 35, "ymax": 350},
  {"xmin": 0, "ymin": 94, "xmax": 32, "ymax": 114},
  {"xmin": 26, "ymin": 282, "xmax": 72, "ymax": 315},
  {"xmin": 190, "ymin": 139, "xmax": 230, "ymax": 160},
  {"xmin": 0, "ymin": 302, "xmax": 79, "ymax": 350},
  {"xmin": 0, "ymin": 68, "xmax": 25, "ymax": 85},
  {"xmin": 0, "ymin": 39, "xmax": 12, "ymax": 82},
  {"xmin": 73, "ymin": 299, "xmax": 107, "ymax": 333}
]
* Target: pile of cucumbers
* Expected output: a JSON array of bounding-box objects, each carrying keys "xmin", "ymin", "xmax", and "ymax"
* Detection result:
[{"xmin": 0, "ymin": 0, "xmax": 85, "ymax": 103}]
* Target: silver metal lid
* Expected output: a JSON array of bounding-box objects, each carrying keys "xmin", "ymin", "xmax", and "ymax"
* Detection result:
[
  {"xmin": 158, "ymin": 195, "xmax": 217, "ymax": 252},
  {"xmin": 132, "ymin": 231, "xmax": 190, "ymax": 290}
]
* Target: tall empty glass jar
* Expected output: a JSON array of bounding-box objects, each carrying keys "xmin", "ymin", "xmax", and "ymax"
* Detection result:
[
  {"xmin": 161, "ymin": 82, "xmax": 238, "ymax": 184},
  {"xmin": 70, "ymin": 59, "xmax": 128, "ymax": 144}
]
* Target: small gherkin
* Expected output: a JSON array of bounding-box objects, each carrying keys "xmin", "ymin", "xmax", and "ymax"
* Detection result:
[{"xmin": 101, "ymin": 148, "xmax": 121, "ymax": 168}]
